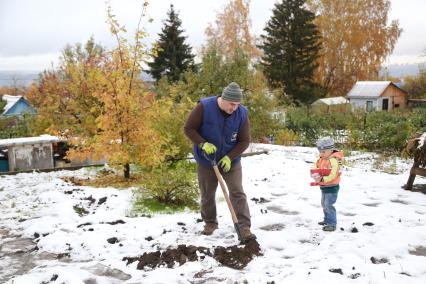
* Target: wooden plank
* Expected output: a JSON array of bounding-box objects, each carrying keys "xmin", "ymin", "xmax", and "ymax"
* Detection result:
[{"xmin": 411, "ymin": 167, "xmax": 426, "ymax": 177}]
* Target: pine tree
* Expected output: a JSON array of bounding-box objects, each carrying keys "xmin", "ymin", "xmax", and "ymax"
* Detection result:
[
  {"xmin": 148, "ymin": 4, "xmax": 195, "ymax": 82},
  {"xmin": 259, "ymin": 0, "xmax": 322, "ymax": 105}
]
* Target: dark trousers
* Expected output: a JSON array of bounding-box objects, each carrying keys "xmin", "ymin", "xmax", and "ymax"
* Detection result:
[{"xmin": 197, "ymin": 162, "xmax": 251, "ymax": 228}]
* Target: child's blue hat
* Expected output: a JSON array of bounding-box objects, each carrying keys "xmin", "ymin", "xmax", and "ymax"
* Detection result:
[{"xmin": 316, "ymin": 137, "xmax": 335, "ymax": 150}]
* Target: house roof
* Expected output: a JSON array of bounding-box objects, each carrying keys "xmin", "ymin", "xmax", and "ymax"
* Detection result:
[
  {"xmin": 1, "ymin": 94, "xmax": 24, "ymax": 114},
  {"xmin": 347, "ymin": 81, "xmax": 404, "ymax": 98},
  {"xmin": 0, "ymin": 135, "xmax": 59, "ymax": 147},
  {"xmin": 312, "ymin": 96, "xmax": 348, "ymax": 106}
]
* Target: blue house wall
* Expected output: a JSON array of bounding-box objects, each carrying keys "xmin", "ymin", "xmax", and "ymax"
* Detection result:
[{"xmin": 3, "ymin": 99, "xmax": 36, "ymax": 116}]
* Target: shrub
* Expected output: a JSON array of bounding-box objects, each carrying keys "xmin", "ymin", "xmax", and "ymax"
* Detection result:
[
  {"xmin": 275, "ymin": 129, "xmax": 300, "ymax": 146},
  {"xmin": 140, "ymin": 160, "xmax": 199, "ymax": 208}
]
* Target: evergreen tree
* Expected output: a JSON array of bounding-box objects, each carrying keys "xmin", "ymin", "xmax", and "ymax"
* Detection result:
[
  {"xmin": 148, "ymin": 4, "xmax": 195, "ymax": 82},
  {"xmin": 259, "ymin": 0, "xmax": 322, "ymax": 105}
]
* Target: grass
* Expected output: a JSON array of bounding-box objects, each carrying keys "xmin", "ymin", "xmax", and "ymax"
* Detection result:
[
  {"xmin": 64, "ymin": 165, "xmax": 200, "ymax": 215},
  {"xmin": 129, "ymin": 196, "xmax": 199, "ymax": 217},
  {"xmin": 63, "ymin": 173, "xmax": 145, "ymax": 188}
]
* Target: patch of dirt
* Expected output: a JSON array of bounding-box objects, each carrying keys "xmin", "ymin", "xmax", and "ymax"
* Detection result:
[
  {"xmin": 123, "ymin": 239, "xmax": 262, "ymax": 270},
  {"xmin": 408, "ymin": 183, "xmax": 426, "ymax": 194},
  {"xmin": 329, "ymin": 268, "xmax": 343, "ymax": 274},
  {"xmin": 362, "ymin": 203, "xmax": 380, "ymax": 207},
  {"xmin": 266, "ymin": 205, "xmax": 298, "ymax": 215},
  {"xmin": 341, "ymin": 212, "xmax": 356, "ymax": 216},
  {"xmin": 214, "ymin": 239, "xmax": 261, "ymax": 269},
  {"xmin": 370, "ymin": 256, "xmax": 389, "ymax": 264},
  {"xmin": 390, "ymin": 199, "xmax": 410, "ymax": 205},
  {"xmin": 103, "ymin": 220, "xmax": 125, "ymax": 225},
  {"xmin": 62, "ymin": 176, "xmax": 87, "ymax": 186},
  {"xmin": 251, "ymin": 197, "xmax": 270, "ymax": 204},
  {"xmin": 409, "ymin": 246, "xmax": 426, "ymax": 256},
  {"xmin": 98, "ymin": 197, "xmax": 107, "ymax": 205},
  {"xmin": 260, "ymin": 223, "xmax": 285, "ymax": 231},
  {"xmin": 349, "ymin": 273, "xmax": 361, "ymax": 279}
]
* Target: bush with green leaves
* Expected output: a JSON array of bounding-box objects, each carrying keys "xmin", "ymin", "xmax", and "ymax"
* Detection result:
[
  {"xmin": 362, "ymin": 111, "xmax": 411, "ymax": 152},
  {"xmin": 141, "ymin": 160, "xmax": 199, "ymax": 208},
  {"xmin": 0, "ymin": 113, "xmax": 35, "ymax": 139},
  {"xmin": 284, "ymin": 106, "xmax": 423, "ymax": 153}
]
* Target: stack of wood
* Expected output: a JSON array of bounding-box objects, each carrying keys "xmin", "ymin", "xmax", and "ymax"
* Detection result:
[{"xmin": 404, "ymin": 133, "xmax": 426, "ymax": 190}]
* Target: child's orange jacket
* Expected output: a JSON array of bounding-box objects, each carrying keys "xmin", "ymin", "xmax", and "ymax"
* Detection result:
[{"xmin": 313, "ymin": 151, "xmax": 344, "ymax": 187}]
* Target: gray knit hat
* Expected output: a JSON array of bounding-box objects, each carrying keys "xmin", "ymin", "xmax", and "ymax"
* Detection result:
[
  {"xmin": 316, "ymin": 137, "xmax": 335, "ymax": 150},
  {"xmin": 222, "ymin": 82, "xmax": 243, "ymax": 102}
]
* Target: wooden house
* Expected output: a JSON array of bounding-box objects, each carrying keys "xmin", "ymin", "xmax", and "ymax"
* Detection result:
[
  {"xmin": 1, "ymin": 95, "xmax": 36, "ymax": 116},
  {"xmin": 346, "ymin": 81, "xmax": 407, "ymax": 111}
]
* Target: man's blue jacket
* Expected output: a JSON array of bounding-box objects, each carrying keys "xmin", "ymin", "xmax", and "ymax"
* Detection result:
[{"xmin": 193, "ymin": 96, "xmax": 248, "ymax": 168}]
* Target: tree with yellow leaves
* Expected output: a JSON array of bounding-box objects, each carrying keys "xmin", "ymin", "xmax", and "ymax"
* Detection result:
[
  {"xmin": 307, "ymin": 0, "xmax": 401, "ymax": 96},
  {"xmin": 205, "ymin": 0, "xmax": 261, "ymax": 60},
  {"xmin": 66, "ymin": 3, "xmax": 168, "ymax": 179}
]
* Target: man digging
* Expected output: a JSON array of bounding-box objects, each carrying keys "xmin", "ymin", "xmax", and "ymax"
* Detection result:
[{"xmin": 184, "ymin": 82, "xmax": 255, "ymax": 242}]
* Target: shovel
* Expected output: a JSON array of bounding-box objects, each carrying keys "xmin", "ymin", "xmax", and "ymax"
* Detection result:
[{"xmin": 204, "ymin": 153, "xmax": 243, "ymax": 243}]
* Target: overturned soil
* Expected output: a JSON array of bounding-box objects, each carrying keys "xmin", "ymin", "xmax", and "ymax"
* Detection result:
[{"xmin": 123, "ymin": 239, "xmax": 261, "ymax": 270}]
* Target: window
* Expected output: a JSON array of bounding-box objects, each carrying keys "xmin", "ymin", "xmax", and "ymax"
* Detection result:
[{"xmin": 366, "ymin": 101, "xmax": 373, "ymax": 112}]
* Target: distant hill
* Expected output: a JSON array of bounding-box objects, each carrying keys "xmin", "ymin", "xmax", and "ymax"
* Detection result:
[
  {"xmin": 2, "ymin": 63, "xmax": 424, "ymax": 87},
  {"xmin": 0, "ymin": 70, "xmax": 155, "ymax": 87},
  {"xmin": 0, "ymin": 71, "xmax": 40, "ymax": 87},
  {"xmin": 380, "ymin": 62, "xmax": 426, "ymax": 78}
]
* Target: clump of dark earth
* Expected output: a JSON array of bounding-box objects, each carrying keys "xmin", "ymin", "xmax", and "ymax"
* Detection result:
[
  {"xmin": 82, "ymin": 195, "xmax": 96, "ymax": 205},
  {"xmin": 177, "ymin": 222, "xmax": 186, "ymax": 226},
  {"xmin": 33, "ymin": 232, "xmax": 49, "ymax": 239},
  {"xmin": 123, "ymin": 239, "xmax": 261, "ymax": 270},
  {"xmin": 363, "ymin": 222, "xmax": 374, "ymax": 226},
  {"xmin": 40, "ymin": 274, "xmax": 58, "ymax": 284},
  {"xmin": 351, "ymin": 227, "xmax": 359, "ymax": 233},
  {"xmin": 370, "ymin": 257, "xmax": 389, "ymax": 264},
  {"xmin": 107, "ymin": 237, "xmax": 119, "ymax": 244},
  {"xmin": 104, "ymin": 220, "xmax": 126, "ymax": 225},
  {"xmin": 77, "ymin": 222, "xmax": 92, "ymax": 228},
  {"xmin": 98, "ymin": 197, "xmax": 107, "ymax": 205},
  {"xmin": 145, "ymin": 236, "xmax": 153, "ymax": 241},
  {"xmin": 349, "ymin": 273, "xmax": 361, "ymax": 279},
  {"xmin": 329, "ymin": 268, "xmax": 343, "ymax": 275},
  {"xmin": 251, "ymin": 197, "xmax": 269, "ymax": 204}
]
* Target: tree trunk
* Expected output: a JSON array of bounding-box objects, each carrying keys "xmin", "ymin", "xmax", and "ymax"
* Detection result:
[{"xmin": 124, "ymin": 163, "xmax": 130, "ymax": 179}]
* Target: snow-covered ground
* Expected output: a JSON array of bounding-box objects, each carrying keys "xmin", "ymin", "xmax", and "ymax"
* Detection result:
[{"xmin": 1, "ymin": 144, "xmax": 425, "ymax": 283}]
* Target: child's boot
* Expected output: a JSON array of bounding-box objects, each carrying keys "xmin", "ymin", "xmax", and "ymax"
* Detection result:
[{"xmin": 323, "ymin": 225, "xmax": 336, "ymax": 231}]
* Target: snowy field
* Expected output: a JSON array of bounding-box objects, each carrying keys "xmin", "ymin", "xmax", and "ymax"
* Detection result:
[{"xmin": 0, "ymin": 144, "xmax": 425, "ymax": 284}]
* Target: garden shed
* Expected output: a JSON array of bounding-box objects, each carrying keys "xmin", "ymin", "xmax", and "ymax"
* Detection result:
[
  {"xmin": 311, "ymin": 96, "xmax": 350, "ymax": 112},
  {"xmin": 1, "ymin": 94, "xmax": 36, "ymax": 116},
  {"xmin": 0, "ymin": 135, "xmax": 59, "ymax": 172},
  {"xmin": 347, "ymin": 81, "xmax": 407, "ymax": 111}
]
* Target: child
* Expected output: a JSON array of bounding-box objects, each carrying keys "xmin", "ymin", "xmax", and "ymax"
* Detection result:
[{"xmin": 311, "ymin": 137, "xmax": 344, "ymax": 232}]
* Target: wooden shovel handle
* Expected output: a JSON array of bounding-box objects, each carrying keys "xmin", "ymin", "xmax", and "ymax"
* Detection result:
[{"xmin": 212, "ymin": 165, "xmax": 239, "ymax": 224}]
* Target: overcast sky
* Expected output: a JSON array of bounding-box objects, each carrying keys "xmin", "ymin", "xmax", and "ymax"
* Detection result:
[{"xmin": 1, "ymin": 0, "xmax": 425, "ymax": 71}]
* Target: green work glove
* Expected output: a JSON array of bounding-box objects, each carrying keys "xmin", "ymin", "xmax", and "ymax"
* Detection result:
[
  {"xmin": 218, "ymin": 155, "xmax": 231, "ymax": 172},
  {"xmin": 200, "ymin": 142, "xmax": 217, "ymax": 154}
]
